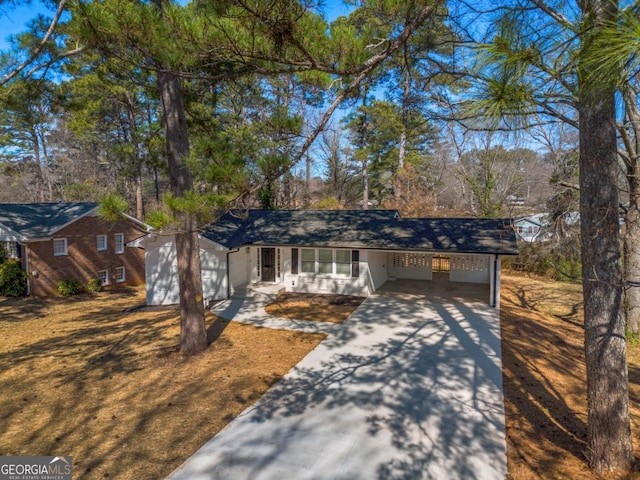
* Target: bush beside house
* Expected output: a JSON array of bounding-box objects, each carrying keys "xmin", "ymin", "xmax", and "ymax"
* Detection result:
[{"xmin": 0, "ymin": 260, "xmax": 28, "ymax": 297}]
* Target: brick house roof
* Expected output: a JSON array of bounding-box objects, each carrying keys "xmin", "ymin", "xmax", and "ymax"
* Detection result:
[{"xmin": 0, "ymin": 203, "xmax": 99, "ymax": 240}]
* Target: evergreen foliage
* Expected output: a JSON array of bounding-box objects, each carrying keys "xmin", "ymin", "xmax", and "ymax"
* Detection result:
[
  {"xmin": 0, "ymin": 261, "xmax": 28, "ymax": 297},
  {"xmin": 86, "ymin": 278, "xmax": 103, "ymax": 293},
  {"xmin": 57, "ymin": 278, "xmax": 84, "ymax": 296}
]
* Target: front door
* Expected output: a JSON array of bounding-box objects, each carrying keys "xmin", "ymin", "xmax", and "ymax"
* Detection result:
[{"xmin": 261, "ymin": 248, "xmax": 276, "ymax": 282}]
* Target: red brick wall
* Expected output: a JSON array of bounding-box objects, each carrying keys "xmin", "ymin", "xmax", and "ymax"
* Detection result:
[{"xmin": 26, "ymin": 215, "xmax": 146, "ymax": 296}]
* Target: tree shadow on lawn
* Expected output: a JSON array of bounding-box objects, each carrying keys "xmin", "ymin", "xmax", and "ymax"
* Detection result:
[
  {"xmin": 500, "ymin": 303, "xmax": 590, "ymax": 477},
  {"xmin": 504, "ymin": 283, "xmax": 584, "ymax": 329},
  {"xmin": 0, "ymin": 295, "xmax": 49, "ymax": 322},
  {"xmin": 1, "ymin": 293, "xmax": 320, "ymax": 480}
]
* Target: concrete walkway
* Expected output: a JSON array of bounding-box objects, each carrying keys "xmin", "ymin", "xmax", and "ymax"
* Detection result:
[{"xmin": 167, "ymin": 280, "xmax": 507, "ymax": 480}]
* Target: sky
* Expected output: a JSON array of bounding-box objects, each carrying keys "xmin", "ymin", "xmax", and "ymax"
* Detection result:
[{"xmin": 0, "ymin": 0, "xmax": 52, "ymax": 50}]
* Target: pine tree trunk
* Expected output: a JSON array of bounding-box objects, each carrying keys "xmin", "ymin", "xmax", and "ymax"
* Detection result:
[
  {"xmin": 362, "ymin": 159, "xmax": 369, "ymax": 210},
  {"xmin": 396, "ymin": 60, "xmax": 410, "ymax": 200},
  {"xmin": 622, "ymin": 84, "xmax": 640, "ymax": 334},
  {"xmin": 304, "ymin": 154, "xmax": 311, "ymax": 208},
  {"xmin": 136, "ymin": 173, "xmax": 144, "ymax": 220},
  {"xmin": 157, "ymin": 68, "xmax": 207, "ymax": 356},
  {"xmin": 579, "ymin": 0, "xmax": 632, "ymax": 472},
  {"xmin": 624, "ymin": 151, "xmax": 640, "ymax": 335}
]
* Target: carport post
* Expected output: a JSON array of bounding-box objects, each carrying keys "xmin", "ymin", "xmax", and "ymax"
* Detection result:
[{"xmin": 489, "ymin": 254, "xmax": 501, "ymax": 308}]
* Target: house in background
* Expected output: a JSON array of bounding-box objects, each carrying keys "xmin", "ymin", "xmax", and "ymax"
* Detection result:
[
  {"xmin": 0, "ymin": 202, "xmax": 149, "ymax": 296},
  {"xmin": 137, "ymin": 209, "xmax": 518, "ymax": 308},
  {"xmin": 513, "ymin": 214, "xmax": 545, "ymax": 242}
]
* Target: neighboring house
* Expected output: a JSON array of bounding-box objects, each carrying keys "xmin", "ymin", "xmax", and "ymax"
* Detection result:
[
  {"xmin": 137, "ymin": 209, "xmax": 518, "ymax": 308},
  {"xmin": 513, "ymin": 214, "xmax": 545, "ymax": 242},
  {"xmin": 0, "ymin": 202, "xmax": 149, "ymax": 296},
  {"xmin": 514, "ymin": 212, "xmax": 584, "ymax": 243}
]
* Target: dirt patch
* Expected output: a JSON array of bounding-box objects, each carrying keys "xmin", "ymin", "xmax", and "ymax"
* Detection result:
[
  {"xmin": 501, "ymin": 272, "xmax": 640, "ymax": 479},
  {"xmin": 0, "ymin": 288, "xmax": 325, "ymax": 480},
  {"xmin": 264, "ymin": 292, "xmax": 365, "ymax": 324}
]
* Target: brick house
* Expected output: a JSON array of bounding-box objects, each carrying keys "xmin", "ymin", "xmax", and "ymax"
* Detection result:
[{"xmin": 0, "ymin": 202, "xmax": 149, "ymax": 296}]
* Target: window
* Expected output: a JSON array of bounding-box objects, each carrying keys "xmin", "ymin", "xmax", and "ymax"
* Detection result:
[
  {"xmin": 301, "ymin": 249, "xmax": 315, "ymax": 273},
  {"xmin": 256, "ymin": 248, "xmax": 261, "ymax": 277},
  {"xmin": 115, "ymin": 267, "xmax": 125, "ymax": 283},
  {"xmin": 351, "ymin": 250, "xmax": 360, "ymax": 278},
  {"xmin": 336, "ymin": 250, "xmax": 351, "ymax": 275},
  {"xmin": 2, "ymin": 241, "xmax": 19, "ymax": 258},
  {"xmin": 53, "ymin": 238, "xmax": 67, "ymax": 256},
  {"xmin": 291, "ymin": 248, "xmax": 299, "ymax": 274},
  {"xmin": 96, "ymin": 234, "xmax": 107, "ymax": 251},
  {"xmin": 318, "ymin": 249, "xmax": 333, "ymax": 274},
  {"xmin": 98, "ymin": 269, "xmax": 109, "ymax": 286},
  {"xmin": 277, "ymin": 248, "xmax": 281, "ymax": 278},
  {"xmin": 114, "ymin": 233, "xmax": 125, "ymax": 254},
  {"xmin": 298, "ymin": 248, "xmax": 359, "ymax": 276}
]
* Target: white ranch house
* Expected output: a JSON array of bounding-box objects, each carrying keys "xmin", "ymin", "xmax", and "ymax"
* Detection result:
[{"xmin": 137, "ymin": 209, "xmax": 518, "ymax": 308}]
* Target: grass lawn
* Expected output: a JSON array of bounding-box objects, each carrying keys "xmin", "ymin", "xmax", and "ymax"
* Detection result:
[
  {"xmin": 0, "ymin": 287, "xmax": 325, "ymax": 480},
  {"xmin": 501, "ymin": 273, "xmax": 640, "ymax": 479}
]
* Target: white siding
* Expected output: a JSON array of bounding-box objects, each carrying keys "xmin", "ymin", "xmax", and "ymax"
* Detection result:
[
  {"xmin": 200, "ymin": 246, "xmax": 228, "ymax": 301},
  {"xmin": 145, "ymin": 235, "xmax": 231, "ymax": 305},
  {"xmin": 389, "ymin": 252, "xmax": 433, "ymax": 280},
  {"xmin": 449, "ymin": 254, "xmax": 490, "ymax": 284},
  {"xmin": 145, "ymin": 235, "xmax": 179, "ymax": 305},
  {"xmin": 229, "ymin": 248, "xmax": 250, "ymax": 295},
  {"xmin": 365, "ymin": 250, "xmax": 388, "ymax": 290}
]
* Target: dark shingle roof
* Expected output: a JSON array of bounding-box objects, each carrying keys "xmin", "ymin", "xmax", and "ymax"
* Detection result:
[
  {"xmin": 0, "ymin": 202, "xmax": 98, "ymax": 239},
  {"xmin": 201, "ymin": 209, "xmax": 518, "ymax": 255}
]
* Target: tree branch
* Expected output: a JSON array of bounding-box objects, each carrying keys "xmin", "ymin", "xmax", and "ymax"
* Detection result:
[
  {"xmin": 227, "ymin": 0, "xmax": 444, "ymax": 205},
  {"xmin": 1, "ymin": 0, "xmax": 67, "ymax": 85}
]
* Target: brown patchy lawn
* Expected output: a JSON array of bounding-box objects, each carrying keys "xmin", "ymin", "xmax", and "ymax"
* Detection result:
[
  {"xmin": 264, "ymin": 292, "xmax": 365, "ymax": 323},
  {"xmin": 5, "ymin": 277, "xmax": 640, "ymax": 479},
  {"xmin": 0, "ymin": 287, "xmax": 325, "ymax": 480},
  {"xmin": 501, "ymin": 272, "xmax": 640, "ymax": 479}
]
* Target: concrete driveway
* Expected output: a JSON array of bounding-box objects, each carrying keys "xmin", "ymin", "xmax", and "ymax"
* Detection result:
[{"xmin": 167, "ymin": 280, "xmax": 507, "ymax": 480}]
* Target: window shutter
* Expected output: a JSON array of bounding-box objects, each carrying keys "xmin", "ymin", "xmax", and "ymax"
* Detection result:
[
  {"xmin": 351, "ymin": 250, "xmax": 360, "ymax": 277},
  {"xmin": 291, "ymin": 248, "xmax": 298, "ymax": 274}
]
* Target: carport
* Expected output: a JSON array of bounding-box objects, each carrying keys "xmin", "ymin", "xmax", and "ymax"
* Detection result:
[
  {"xmin": 385, "ymin": 251, "xmax": 501, "ymax": 307},
  {"xmin": 380, "ymin": 273, "xmax": 490, "ymax": 305}
]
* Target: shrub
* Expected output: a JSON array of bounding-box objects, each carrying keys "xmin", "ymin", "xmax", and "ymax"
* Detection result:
[
  {"xmin": 86, "ymin": 278, "xmax": 103, "ymax": 293},
  {"xmin": 57, "ymin": 278, "xmax": 84, "ymax": 296},
  {"xmin": 0, "ymin": 260, "xmax": 28, "ymax": 297},
  {"xmin": 510, "ymin": 240, "xmax": 581, "ymax": 281}
]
